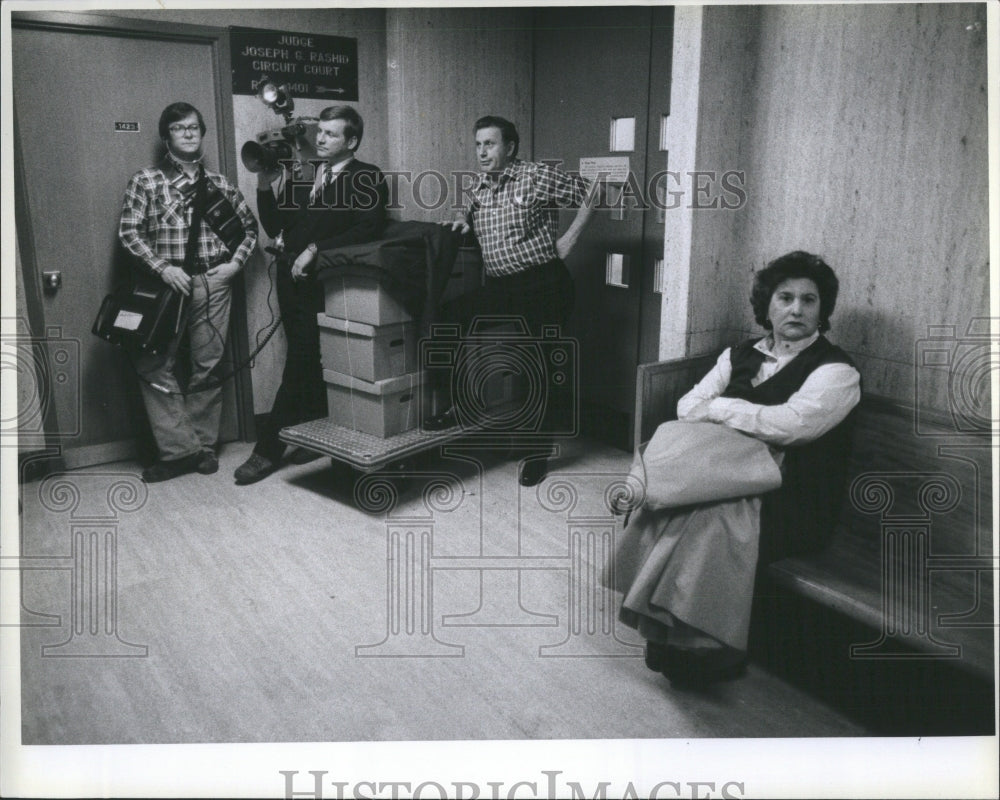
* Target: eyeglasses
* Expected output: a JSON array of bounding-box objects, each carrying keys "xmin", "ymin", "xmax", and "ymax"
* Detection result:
[{"xmin": 168, "ymin": 124, "xmax": 201, "ymax": 135}]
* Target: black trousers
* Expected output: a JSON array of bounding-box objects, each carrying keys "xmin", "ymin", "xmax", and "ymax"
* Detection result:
[
  {"xmin": 433, "ymin": 258, "xmax": 576, "ymax": 443},
  {"xmin": 253, "ymin": 266, "xmax": 327, "ymax": 461}
]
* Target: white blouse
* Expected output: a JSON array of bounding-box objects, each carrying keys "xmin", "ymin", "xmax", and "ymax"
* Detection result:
[{"xmin": 676, "ymin": 333, "xmax": 861, "ymax": 447}]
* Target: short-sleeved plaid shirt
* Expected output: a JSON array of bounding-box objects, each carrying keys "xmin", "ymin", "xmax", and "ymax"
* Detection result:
[
  {"xmin": 467, "ymin": 159, "xmax": 589, "ymax": 277},
  {"xmin": 118, "ymin": 154, "xmax": 258, "ymax": 275}
]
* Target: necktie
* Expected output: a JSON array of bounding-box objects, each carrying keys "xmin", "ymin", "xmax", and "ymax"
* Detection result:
[{"xmin": 310, "ymin": 164, "xmax": 330, "ymax": 203}]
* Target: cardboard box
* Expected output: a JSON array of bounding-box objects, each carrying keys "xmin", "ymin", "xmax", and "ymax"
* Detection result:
[
  {"xmin": 324, "ymin": 368, "xmax": 427, "ymax": 438},
  {"xmin": 318, "ymin": 315, "xmax": 418, "ymax": 382},
  {"xmin": 321, "ymin": 275, "xmax": 412, "ymax": 326}
]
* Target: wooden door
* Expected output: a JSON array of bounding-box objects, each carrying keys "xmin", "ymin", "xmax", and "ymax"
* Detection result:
[
  {"xmin": 12, "ymin": 17, "xmax": 244, "ymax": 468},
  {"xmin": 533, "ymin": 7, "xmax": 672, "ymax": 448}
]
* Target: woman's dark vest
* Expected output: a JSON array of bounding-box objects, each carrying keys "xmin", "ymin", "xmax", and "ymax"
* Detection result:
[{"xmin": 722, "ymin": 336, "xmax": 859, "ymax": 562}]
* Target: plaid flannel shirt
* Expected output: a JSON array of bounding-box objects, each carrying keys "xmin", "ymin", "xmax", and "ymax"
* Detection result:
[
  {"xmin": 467, "ymin": 159, "xmax": 589, "ymax": 277},
  {"xmin": 118, "ymin": 154, "xmax": 258, "ymax": 275}
]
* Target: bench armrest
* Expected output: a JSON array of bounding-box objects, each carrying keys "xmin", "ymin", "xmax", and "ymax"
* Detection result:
[{"xmin": 633, "ymin": 353, "xmax": 719, "ymax": 452}]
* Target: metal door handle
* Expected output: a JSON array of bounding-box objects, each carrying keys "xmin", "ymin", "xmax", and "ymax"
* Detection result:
[{"xmin": 42, "ymin": 271, "xmax": 62, "ymax": 294}]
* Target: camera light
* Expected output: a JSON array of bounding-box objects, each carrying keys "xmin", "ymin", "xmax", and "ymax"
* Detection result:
[
  {"xmin": 243, "ymin": 74, "xmax": 311, "ymax": 174},
  {"xmin": 259, "ymin": 83, "xmax": 279, "ymax": 104},
  {"xmin": 256, "ymin": 75, "xmax": 294, "ymax": 120}
]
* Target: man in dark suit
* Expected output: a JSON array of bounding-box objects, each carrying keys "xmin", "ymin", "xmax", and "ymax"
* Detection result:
[{"xmin": 235, "ymin": 105, "xmax": 387, "ymax": 484}]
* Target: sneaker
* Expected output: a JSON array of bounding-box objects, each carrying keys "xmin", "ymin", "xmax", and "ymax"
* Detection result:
[
  {"xmin": 234, "ymin": 453, "xmax": 277, "ymax": 485},
  {"xmin": 196, "ymin": 449, "xmax": 219, "ymax": 475},
  {"xmin": 142, "ymin": 453, "xmax": 201, "ymax": 483}
]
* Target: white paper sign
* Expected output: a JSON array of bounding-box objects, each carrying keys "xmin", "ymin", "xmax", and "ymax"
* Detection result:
[
  {"xmin": 113, "ymin": 310, "xmax": 143, "ymax": 331},
  {"xmin": 579, "ymin": 156, "xmax": 630, "ymax": 184}
]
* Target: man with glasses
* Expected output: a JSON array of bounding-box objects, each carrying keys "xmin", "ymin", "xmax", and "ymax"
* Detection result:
[{"xmin": 119, "ymin": 101, "xmax": 258, "ymax": 483}]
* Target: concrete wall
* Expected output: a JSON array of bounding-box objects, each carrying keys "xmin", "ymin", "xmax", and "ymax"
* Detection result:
[
  {"xmin": 672, "ymin": 3, "xmax": 990, "ymax": 413},
  {"xmin": 662, "ymin": 4, "xmax": 760, "ymax": 359},
  {"xmin": 384, "ymin": 7, "xmax": 533, "ymax": 222}
]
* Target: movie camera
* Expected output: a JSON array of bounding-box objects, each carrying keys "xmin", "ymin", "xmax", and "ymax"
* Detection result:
[{"xmin": 240, "ymin": 76, "xmax": 317, "ymax": 174}]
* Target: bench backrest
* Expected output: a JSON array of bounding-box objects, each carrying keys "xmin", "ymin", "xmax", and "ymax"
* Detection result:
[{"xmin": 836, "ymin": 395, "xmax": 992, "ymax": 556}]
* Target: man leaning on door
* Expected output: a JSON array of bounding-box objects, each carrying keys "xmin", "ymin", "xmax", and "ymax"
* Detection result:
[{"xmin": 118, "ymin": 101, "xmax": 258, "ymax": 483}]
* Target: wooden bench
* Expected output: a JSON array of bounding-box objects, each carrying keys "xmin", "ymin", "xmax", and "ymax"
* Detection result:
[{"xmin": 633, "ymin": 354, "xmax": 995, "ymax": 699}]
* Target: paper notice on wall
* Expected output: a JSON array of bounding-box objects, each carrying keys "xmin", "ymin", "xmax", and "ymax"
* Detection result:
[{"xmin": 580, "ymin": 156, "xmax": 630, "ymax": 184}]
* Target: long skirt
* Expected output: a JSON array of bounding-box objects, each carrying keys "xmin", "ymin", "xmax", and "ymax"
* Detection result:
[{"xmin": 604, "ymin": 497, "xmax": 762, "ymax": 651}]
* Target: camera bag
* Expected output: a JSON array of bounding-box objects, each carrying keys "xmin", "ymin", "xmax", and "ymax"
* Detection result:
[
  {"xmin": 203, "ymin": 180, "xmax": 246, "ymax": 253},
  {"xmin": 92, "ymin": 277, "xmax": 184, "ymax": 355},
  {"xmin": 93, "ymin": 168, "xmax": 234, "ymax": 355}
]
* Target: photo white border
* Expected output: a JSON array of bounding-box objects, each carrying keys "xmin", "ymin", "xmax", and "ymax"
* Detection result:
[{"xmin": 2, "ymin": 1, "xmax": 997, "ymax": 797}]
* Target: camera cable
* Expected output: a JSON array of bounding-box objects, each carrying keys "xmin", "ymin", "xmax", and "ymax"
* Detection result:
[{"xmin": 129, "ymin": 252, "xmax": 284, "ymax": 396}]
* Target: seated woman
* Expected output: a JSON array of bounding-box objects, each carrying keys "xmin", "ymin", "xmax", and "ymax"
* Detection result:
[{"xmin": 608, "ymin": 251, "xmax": 861, "ymax": 686}]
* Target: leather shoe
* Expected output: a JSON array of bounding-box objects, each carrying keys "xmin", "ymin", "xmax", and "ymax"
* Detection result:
[
  {"xmin": 663, "ymin": 645, "xmax": 748, "ymax": 686},
  {"xmin": 644, "ymin": 640, "xmax": 670, "ymax": 673},
  {"xmin": 196, "ymin": 449, "xmax": 219, "ymax": 475},
  {"xmin": 423, "ymin": 407, "xmax": 459, "ymax": 432},
  {"xmin": 518, "ymin": 457, "xmax": 549, "ymax": 487},
  {"xmin": 142, "ymin": 453, "xmax": 201, "ymax": 483},
  {"xmin": 234, "ymin": 453, "xmax": 277, "ymax": 485}
]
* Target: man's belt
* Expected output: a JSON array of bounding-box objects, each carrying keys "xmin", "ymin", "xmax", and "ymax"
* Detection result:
[{"xmin": 171, "ymin": 255, "xmax": 229, "ymax": 275}]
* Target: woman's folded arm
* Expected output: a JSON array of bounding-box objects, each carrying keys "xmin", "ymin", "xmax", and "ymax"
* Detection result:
[{"xmin": 700, "ymin": 362, "xmax": 861, "ymax": 446}]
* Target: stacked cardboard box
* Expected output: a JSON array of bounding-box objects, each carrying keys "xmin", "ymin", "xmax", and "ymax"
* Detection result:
[{"xmin": 318, "ymin": 275, "xmax": 426, "ymax": 438}]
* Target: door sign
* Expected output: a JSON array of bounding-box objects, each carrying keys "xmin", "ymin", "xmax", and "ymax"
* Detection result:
[{"xmin": 230, "ymin": 27, "xmax": 359, "ymax": 101}]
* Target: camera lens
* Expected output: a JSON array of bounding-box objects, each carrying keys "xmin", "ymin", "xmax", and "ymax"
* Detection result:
[
  {"xmin": 240, "ymin": 140, "xmax": 294, "ymax": 173},
  {"xmin": 240, "ymin": 141, "xmax": 269, "ymax": 172}
]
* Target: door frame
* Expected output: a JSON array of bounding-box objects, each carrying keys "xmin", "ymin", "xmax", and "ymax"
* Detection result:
[
  {"xmin": 529, "ymin": 6, "xmax": 668, "ymax": 450},
  {"xmin": 11, "ymin": 10, "xmax": 256, "ymax": 475}
]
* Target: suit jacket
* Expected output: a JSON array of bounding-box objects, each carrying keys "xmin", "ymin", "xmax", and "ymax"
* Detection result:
[{"xmin": 256, "ymin": 157, "xmax": 388, "ymax": 257}]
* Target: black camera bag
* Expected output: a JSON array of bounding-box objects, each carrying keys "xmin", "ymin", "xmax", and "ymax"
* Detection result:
[
  {"xmin": 91, "ymin": 277, "xmax": 184, "ymax": 355},
  {"xmin": 93, "ymin": 170, "xmax": 245, "ymax": 355}
]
